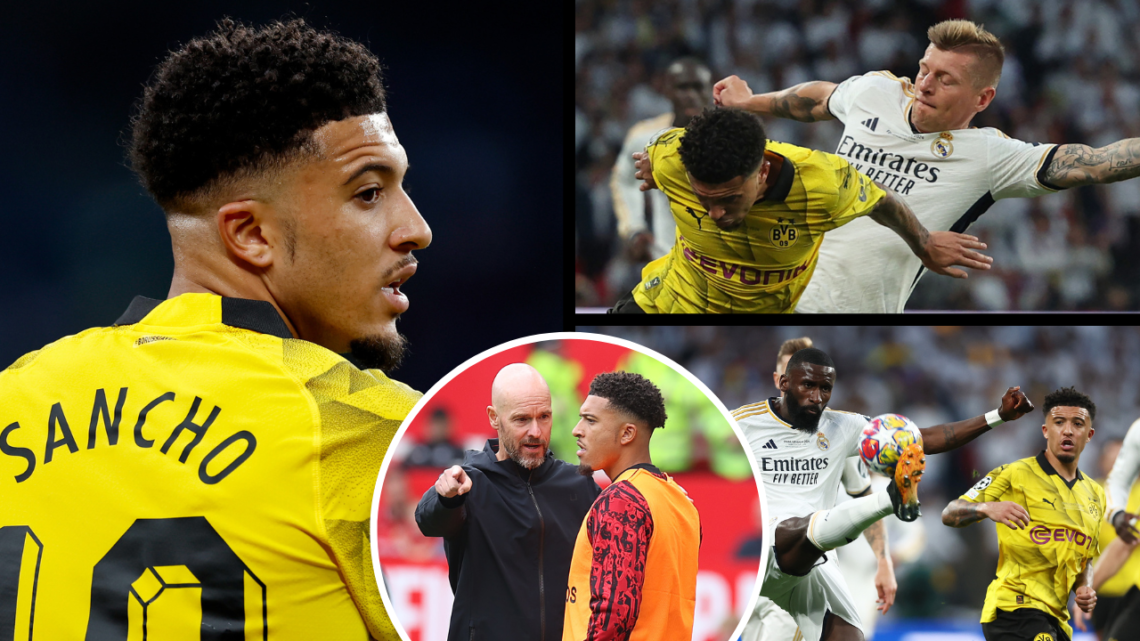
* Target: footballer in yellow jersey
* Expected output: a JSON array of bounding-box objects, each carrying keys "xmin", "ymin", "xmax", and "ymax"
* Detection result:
[
  {"xmin": 615, "ymin": 107, "xmax": 993, "ymax": 313},
  {"xmin": 0, "ymin": 294, "xmax": 420, "ymax": 638},
  {"xmin": 943, "ymin": 387, "xmax": 1104, "ymax": 641},
  {"xmin": 0, "ymin": 19, "xmax": 431, "ymax": 640}
]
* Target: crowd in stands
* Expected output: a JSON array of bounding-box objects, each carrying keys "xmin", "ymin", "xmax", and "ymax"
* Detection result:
[{"xmin": 575, "ymin": 0, "xmax": 1140, "ymax": 310}]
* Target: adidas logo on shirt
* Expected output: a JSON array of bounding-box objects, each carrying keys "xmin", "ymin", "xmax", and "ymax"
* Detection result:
[
  {"xmin": 861, "ymin": 117, "xmax": 878, "ymax": 132},
  {"xmin": 761, "ymin": 439, "xmax": 778, "ymax": 449}
]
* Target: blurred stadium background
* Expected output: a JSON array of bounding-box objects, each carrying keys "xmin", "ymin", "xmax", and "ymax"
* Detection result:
[
  {"xmin": 0, "ymin": 0, "xmax": 561, "ymax": 391},
  {"xmin": 574, "ymin": 0, "xmax": 1140, "ymax": 312},
  {"xmin": 376, "ymin": 339, "xmax": 763, "ymax": 641},
  {"xmin": 576, "ymin": 325, "xmax": 1136, "ymax": 640}
]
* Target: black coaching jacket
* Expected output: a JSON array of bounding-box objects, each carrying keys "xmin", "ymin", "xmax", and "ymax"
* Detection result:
[{"xmin": 415, "ymin": 439, "xmax": 601, "ymax": 641}]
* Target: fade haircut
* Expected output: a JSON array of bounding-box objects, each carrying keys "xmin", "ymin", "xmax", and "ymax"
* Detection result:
[
  {"xmin": 776, "ymin": 337, "xmax": 814, "ymax": 365},
  {"xmin": 1043, "ymin": 386, "xmax": 1097, "ymax": 422},
  {"xmin": 130, "ymin": 18, "xmax": 387, "ymax": 212},
  {"xmin": 678, "ymin": 107, "xmax": 767, "ymax": 185},
  {"xmin": 785, "ymin": 347, "xmax": 835, "ymax": 375},
  {"xmin": 588, "ymin": 372, "xmax": 668, "ymax": 430},
  {"xmin": 927, "ymin": 19, "xmax": 1005, "ymax": 89}
]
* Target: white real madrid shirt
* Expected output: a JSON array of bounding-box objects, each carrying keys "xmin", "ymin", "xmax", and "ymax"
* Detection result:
[
  {"xmin": 1105, "ymin": 416, "xmax": 1140, "ymax": 524},
  {"xmin": 734, "ymin": 398, "xmax": 870, "ymax": 520},
  {"xmin": 611, "ymin": 113, "xmax": 676, "ymax": 258},
  {"xmin": 795, "ymin": 71, "xmax": 1063, "ymax": 313}
]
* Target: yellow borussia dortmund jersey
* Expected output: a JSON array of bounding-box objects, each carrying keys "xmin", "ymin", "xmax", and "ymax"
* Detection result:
[
  {"xmin": 0, "ymin": 293, "xmax": 420, "ymax": 639},
  {"xmin": 1097, "ymin": 476, "xmax": 1140, "ymax": 597},
  {"xmin": 961, "ymin": 452, "xmax": 1106, "ymax": 638},
  {"xmin": 632, "ymin": 128, "xmax": 886, "ymax": 313}
]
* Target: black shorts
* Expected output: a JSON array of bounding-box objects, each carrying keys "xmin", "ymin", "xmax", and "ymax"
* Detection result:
[
  {"xmin": 1091, "ymin": 592, "xmax": 1125, "ymax": 633},
  {"xmin": 607, "ymin": 289, "xmax": 646, "ymax": 313},
  {"xmin": 1104, "ymin": 584, "xmax": 1140, "ymax": 640},
  {"xmin": 982, "ymin": 608, "xmax": 1070, "ymax": 641}
]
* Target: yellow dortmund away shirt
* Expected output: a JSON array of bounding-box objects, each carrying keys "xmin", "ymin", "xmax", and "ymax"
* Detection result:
[
  {"xmin": 961, "ymin": 452, "xmax": 1106, "ymax": 638},
  {"xmin": 1097, "ymin": 476, "xmax": 1140, "ymax": 597},
  {"xmin": 632, "ymin": 128, "xmax": 885, "ymax": 313},
  {"xmin": 0, "ymin": 293, "xmax": 420, "ymax": 640}
]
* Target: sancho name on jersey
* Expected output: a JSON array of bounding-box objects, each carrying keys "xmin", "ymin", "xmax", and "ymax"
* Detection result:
[
  {"xmin": 632, "ymin": 127, "xmax": 886, "ymax": 313},
  {"xmin": 0, "ymin": 293, "xmax": 420, "ymax": 639}
]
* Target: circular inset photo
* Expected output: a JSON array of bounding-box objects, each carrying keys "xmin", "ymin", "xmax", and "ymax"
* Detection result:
[{"xmin": 371, "ymin": 332, "xmax": 766, "ymax": 641}]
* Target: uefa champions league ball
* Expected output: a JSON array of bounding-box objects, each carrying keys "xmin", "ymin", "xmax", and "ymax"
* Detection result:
[{"xmin": 859, "ymin": 414, "xmax": 923, "ymax": 476}]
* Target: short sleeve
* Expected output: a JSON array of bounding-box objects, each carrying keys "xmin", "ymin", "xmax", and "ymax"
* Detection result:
[
  {"xmin": 842, "ymin": 456, "xmax": 872, "ymax": 496},
  {"xmin": 1093, "ymin": 486, "xmax": 1108, "ymax": 558},
  {"xmin": 807, "ymin": 153, "xmax": 886, "ymax": 233},
  {"xmin": 826, "ymin": 74, "xmax": 862, "ymax": 123},
  {"xmin": 987, "ymin": 135, "xmax": 1063, "ymax": 200},
  {"xmin": 1105, "ymin": 417, "xmax": 1140, "ymax": 523},
  {"xmin": 646, "ymin": 128, "xmax": 691, "ymax": 206},
  {"xmin": 961, "ymin": 465, "xmax": 1011, "ymax": 503}
]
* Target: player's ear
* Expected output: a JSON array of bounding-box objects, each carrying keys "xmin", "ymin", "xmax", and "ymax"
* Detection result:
[
  {"xmin": 976, "ymin": 86, "xmax": 996, "ymax": 112},
  {"xmin": 620, "ymin": 422, "xmax": 638, "ymax": 446},
  {"xmin": 216, "ymin": 200, "xmax": 277, "ymax": 269},
  {"xmin": 486, "ymin": 405, "xmax": 499, "ymax": 431}
]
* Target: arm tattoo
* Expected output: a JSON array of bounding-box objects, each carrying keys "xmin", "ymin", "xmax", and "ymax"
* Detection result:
[
  {"xmin": 942, "ymin": 499, "xmax": 987, "ymax": 527},
  {"xmin": 868, "ymin": 189, "xmax": 930, "ymax": 257},
  {"xmin": 863, "ymin": 520, "xmax": 887, "ymax": 558},
  {"xmin": 940, "ymin": 425, "xmax": 957, "ymax": 449},
  {"xmin": 1044, "ymin": 140, "xmax": 1140, "ymax": 188},
  {"xmin": 770, "ymin": 91, "xmax": 823, "ymax": 122}
]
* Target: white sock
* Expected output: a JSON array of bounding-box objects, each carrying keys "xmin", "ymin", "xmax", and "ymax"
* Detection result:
[{"xmin": 806, "ymin": 491, "xmax": 893, "ymax": 552}]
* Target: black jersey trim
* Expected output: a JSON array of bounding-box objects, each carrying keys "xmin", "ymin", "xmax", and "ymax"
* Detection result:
[
  {"xmin": 623, "ymin": 462, "xmax": 664, "ymax": 476},
  {"xmin": 221, "ymin": 298, "xmax": 293, "ymax": 339},
  {"xmin": 762, "ymin": 152, "xmax": 796, "ymax": 203},
  {"xmin": 114, "ymin": 295, "xmax": 292, "ymax": 339},
  {"xmin": 1036, "ymin": 145, "xmax": 1065, "ymax": 191},
  {"xmin": 908, "ymin": 191, "xmax": 997, "ymax": 294},
  {"xmin": 1036, "ymin": 450, "xmax": 1084, "ymax": 489},
  {"xmin": 114, "ymin": 296, "xmax": 163, "ymax": 325}
]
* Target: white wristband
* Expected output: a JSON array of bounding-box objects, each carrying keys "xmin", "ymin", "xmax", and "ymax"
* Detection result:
[{"xmin": 985, "ymin": 409, "xmax": 1004, "ymax": 427}]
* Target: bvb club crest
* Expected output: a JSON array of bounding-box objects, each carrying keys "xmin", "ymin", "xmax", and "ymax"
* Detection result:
[
  {"xmin": 816, "ymin": 433, "xmax": 830, "ymax": 451},
  {"xmin": 770, "ymin": 217, "xmax": 799, "ymax": 249},
  {"xmin": 1032, "ymin": 634, "xmax": 1053, "ymax": 641},
  {"xmin": 931, "ymin": 131, "xmax": 954, "ymax": 158}
]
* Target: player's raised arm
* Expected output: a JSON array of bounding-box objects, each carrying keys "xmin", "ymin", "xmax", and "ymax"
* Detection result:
[
  {"xmin": 919, "ymin": 386, "xmax": 1034, "ymax": 454},
  {"xmin": 1041, "ymin": 139, "xmax": 1140, "ymax": 188},
  {"xmin": 714, "ymin": 75, "xmax": 837, "ymax": 123},
  {"xmin": 865, "ymin": 184, "xmax": 993, "ymax": 280}
]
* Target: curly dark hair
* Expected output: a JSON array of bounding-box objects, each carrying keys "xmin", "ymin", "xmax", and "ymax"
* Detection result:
[
  {"xmin": 129, "ymin": 18, "xmax": 387, "ymax": 209},
  {"xmin": 588, "ymin": 371, "xmax": 667, "ymax": 430},
  {"xmin": 678, "ymin": 107, "xmax": 767, "ymax": 185},
  {"xmin": 1042, "ymin": 386, "xmax": 1096, "ymax": 421}
]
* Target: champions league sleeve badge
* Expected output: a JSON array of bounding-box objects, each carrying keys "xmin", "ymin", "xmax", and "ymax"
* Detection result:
[{"xmin": 931, "ymin": 131, "xmax": 954, "ymax": 158}]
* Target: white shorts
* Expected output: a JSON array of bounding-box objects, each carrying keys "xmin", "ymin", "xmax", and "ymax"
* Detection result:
[
  {"xmin": 758, "ymin": 545, "xmax": 863, "ymax": 641},
  {"xmin": 741, "ymin": 596, "xmax": 799, "ymax": 641}
]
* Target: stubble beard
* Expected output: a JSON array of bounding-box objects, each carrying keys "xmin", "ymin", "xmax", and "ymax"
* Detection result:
[
  {"xmin": 349, "ymin": 332, "xmax": 409, "ymax": 374},
  {"xmin": 577, "ymin": 462, "xmax": 594, "ymax": 477},
  {"xmin": 501, "ymin": 432, "xmax": 548, "ymax": 470}
]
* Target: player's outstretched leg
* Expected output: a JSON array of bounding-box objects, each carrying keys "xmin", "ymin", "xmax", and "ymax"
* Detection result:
[
  {"xmin": 887, "ymin": 442, "xmax": 925, "ymax": 522},
  {"xmin": 776, "ymin": 443, "xmax": 927, "ymax": 574}
]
